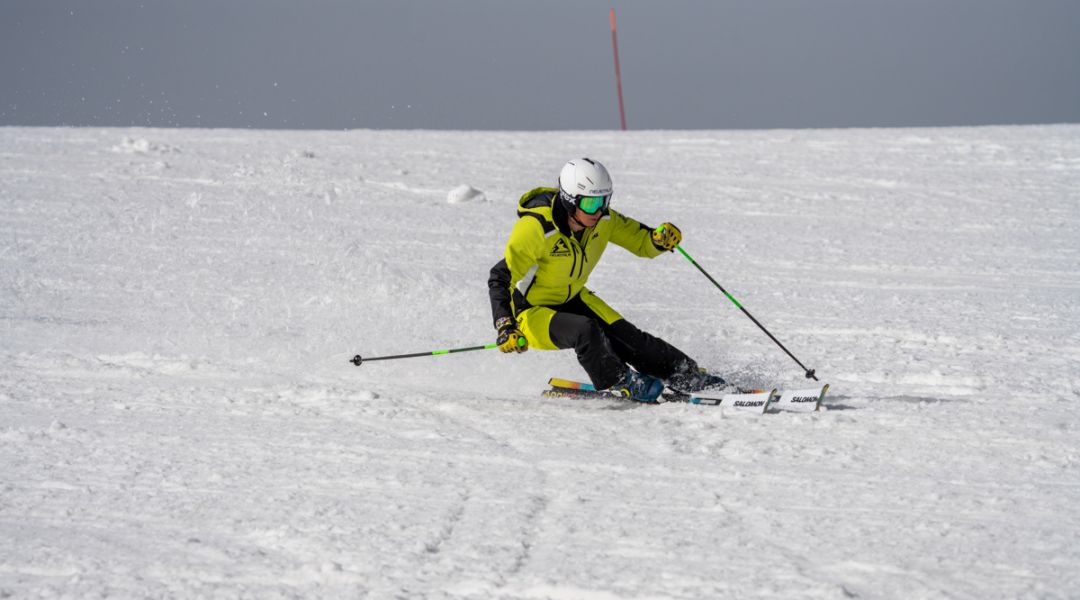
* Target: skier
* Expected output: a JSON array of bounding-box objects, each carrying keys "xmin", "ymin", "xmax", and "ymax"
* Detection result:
[{"xmin": 487, "ymin": 158, "xmax": 725, "ymax": 402}]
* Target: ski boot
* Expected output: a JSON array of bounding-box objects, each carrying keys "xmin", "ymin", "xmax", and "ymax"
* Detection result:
[
  {"xmin": 666, "ymin": 367, "xmax": 729, "ymax": 394},
  {"xmin": 610, "ymin": 368, "xmax": 665, "ymax": 403}
]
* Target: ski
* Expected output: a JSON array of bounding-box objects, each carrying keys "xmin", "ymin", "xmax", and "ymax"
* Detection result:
[
  {"xmin": 544, "ymin": 377, "xmax": 828, "ymax": 412},
  {"xmin": 543, "ymin": 377, "xmax": 775, "ymax": 412},
  {"xmin": 662, "ymin": 388, "xmax": 775, "ymax": 413},
  {"xmin": 665, "ymin": 385, "xmax": 828, "ymax": 412},
  {"xmin": 770, "ymin": 384, "xmax": 829, "ymax": 412}
]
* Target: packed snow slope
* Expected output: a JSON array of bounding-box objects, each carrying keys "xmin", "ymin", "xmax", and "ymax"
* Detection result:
[{"xmin": 2, "ymin": 125, "xmax": 1079, "ymax": 599}]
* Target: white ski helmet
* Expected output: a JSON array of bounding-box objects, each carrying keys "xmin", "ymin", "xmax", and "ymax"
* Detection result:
[{"xmin": 558, "ymin": 158, "xmax": 613, "ymax": 214}]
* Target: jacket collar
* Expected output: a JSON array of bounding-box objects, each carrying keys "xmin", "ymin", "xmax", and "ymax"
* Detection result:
[{"xmin": 550, "ymin": 192, "xmax": 573, "ymax": 237}]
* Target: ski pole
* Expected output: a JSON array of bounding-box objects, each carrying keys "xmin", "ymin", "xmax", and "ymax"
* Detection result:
[
  {"xmin": 662, "ymin": 232, "xmax": 818, "ymax": 380},
  {"xmin": 350, "ymin": 340, "xmax": 519, "ymax": 367}
]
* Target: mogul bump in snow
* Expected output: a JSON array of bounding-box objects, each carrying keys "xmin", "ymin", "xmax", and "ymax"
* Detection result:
[{"xmin": 488, "ymin": 158, "xmax": 725, "ymax": 402}]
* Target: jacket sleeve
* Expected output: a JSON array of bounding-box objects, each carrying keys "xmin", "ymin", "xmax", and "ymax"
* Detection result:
[
  {"xmin": 607, "ymin": 209, "xmax": 665, "ymax": 259},
  {"xmin": 487, "ymin": 259, "xmax": 514, "ymax": 326},
  {"xmin": 488, "ymin": 216, "xmax": 547, "ymax": 327}
]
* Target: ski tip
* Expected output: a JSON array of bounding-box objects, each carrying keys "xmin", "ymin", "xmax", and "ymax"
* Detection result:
[{"xmin": 548, "ymin": 377, "xmax": 596, "ymax": 391}]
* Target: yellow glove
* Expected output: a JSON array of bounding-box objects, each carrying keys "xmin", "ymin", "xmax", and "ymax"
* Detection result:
[
  {"xmin": 651, "ymin": 222, "xmax": 682, "ymax": 252},
  {"xmin": 495, "ymin": 317, "xmax": 528, "ymax": 353}
]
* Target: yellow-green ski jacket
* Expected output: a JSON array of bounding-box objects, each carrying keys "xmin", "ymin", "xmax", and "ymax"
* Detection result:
[{"xmin": 488, "ymin": 187, "xmax": 664, "ymax": 327}]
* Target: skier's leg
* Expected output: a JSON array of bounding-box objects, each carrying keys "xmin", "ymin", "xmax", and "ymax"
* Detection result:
[
  {"xmin": 517, "ymin": 304, "xmax": 627, "ymax": 389},
  {"xmin": 601, "ymin": 319, "xmax": 727, "ymax": 390},
  {"xmin": 547, "ymin": 311, "xmax": 627, "ymax": 390},
  {"xmin": 571, "ymin": 289, "xmax": 699, "ymax": 380},
  {"xmin": 601, "ymin": 318, "xmax": 699, "ymax": 380}
]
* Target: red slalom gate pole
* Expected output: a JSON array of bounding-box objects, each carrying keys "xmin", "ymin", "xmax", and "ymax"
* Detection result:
[{"xmin": 610, "ymin": 8, "xmax": 627, "ymax": 130}]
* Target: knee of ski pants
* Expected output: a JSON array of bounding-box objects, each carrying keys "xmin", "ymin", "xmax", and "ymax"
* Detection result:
[
  {"xmin": 521, "ymin": 307, "xmax": 612, "ymax": 354},
  {"xmin": 517, "ymin": 290, "xmax": 623, "ymax": 351}
]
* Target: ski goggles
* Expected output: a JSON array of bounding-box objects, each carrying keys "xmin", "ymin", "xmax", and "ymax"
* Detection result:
[{"xmin": 566, "ymin": 192, "xmax": 611, "ymax": 215}]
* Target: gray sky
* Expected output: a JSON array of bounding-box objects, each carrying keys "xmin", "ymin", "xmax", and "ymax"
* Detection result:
[{"xmin": 2, "ymin": 0, "xmax": 1078, "ymax": 130}]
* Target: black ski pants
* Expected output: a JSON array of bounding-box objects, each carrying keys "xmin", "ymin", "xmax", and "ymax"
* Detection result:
[{"xmin": 545, "ymin": 294, "xmax": 698, "ymax": 390}]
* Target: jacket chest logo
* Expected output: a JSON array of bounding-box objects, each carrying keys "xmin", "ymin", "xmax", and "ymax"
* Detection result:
[{"xmin": 550, "ymin": 239, "xmax": 572, "ymax": 257}]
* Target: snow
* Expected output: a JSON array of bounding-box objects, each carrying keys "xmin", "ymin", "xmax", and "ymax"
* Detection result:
[{"xmin": 1, "ymin": 124, "xmax": 1079, "ymax": 598}]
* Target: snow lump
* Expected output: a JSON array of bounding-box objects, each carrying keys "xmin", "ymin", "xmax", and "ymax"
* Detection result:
[{"xmin": 446, "ymin": 184, "xmax": 487, "ymax": 204}]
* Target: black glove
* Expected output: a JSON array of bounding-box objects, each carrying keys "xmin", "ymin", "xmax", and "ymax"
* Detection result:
[
  {"xmin": 651, "ymin": 222, "xmax": 682, "ymax": 252},
  {"xmin": 495, "ymin": 316, "xmax": 528, "ymax": 353}
]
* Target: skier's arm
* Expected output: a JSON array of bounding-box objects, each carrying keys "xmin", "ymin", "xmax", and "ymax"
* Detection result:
[
  {"xmin": 607, "ymin": 209, "xmax": 667, "ymax": 258},
  {"xmin": 488, "ymin": 259, "xmax": 515, "ymax": 326}
]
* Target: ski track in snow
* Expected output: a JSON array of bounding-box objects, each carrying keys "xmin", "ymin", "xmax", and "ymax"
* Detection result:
[{"xmin": 1, "ymin": 125, "xmax": 1079, "ymax": 598}]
